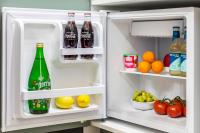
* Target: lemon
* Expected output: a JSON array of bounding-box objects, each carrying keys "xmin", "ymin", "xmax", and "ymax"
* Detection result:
[
  {"xmin": 76, "ymin": 95, "xmax": 91, "ymax": 108},
  {"xmin": 55, "ymin": 96, "xmax": 74, "ymax": 109}
]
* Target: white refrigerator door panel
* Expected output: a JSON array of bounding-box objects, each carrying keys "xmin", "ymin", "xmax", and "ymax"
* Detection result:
[{"xmin": 2, "ymin": 7, "xmax": 107, "ymax": 132}]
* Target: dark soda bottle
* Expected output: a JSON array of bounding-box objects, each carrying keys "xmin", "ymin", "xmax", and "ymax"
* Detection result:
[
  {"xmin": 28, "ymin": 43, "xmax": 51, "ymax": 114},
  {"xmin": 64, "ymin": 12, "xmax": 78, "ymax": 60},
  {"xmin": 81, "ymin": 13, "xmax": 94, "ymax": 59}
]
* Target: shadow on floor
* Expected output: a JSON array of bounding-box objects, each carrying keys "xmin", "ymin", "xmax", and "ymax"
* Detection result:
[{"xmin": 48, "ymin": 127, "xmax": 83, "ymax": 133}]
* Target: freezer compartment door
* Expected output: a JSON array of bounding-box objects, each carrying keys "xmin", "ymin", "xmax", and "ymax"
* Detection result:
[{"xmin": 1, "ymin": 7, "xmax": 107, "ymax": 132}]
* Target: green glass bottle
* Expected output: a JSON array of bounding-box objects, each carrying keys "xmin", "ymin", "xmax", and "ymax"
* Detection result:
[{"xmin": 28, "ymin": 43, "xmax": 51, "ymax": 114}]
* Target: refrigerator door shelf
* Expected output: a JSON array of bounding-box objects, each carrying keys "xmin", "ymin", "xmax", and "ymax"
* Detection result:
[
  {"xmin": 60, "ymin": 21, "xmax": 104, "ymax": 62},
  {"xmin": 18, "ymin": 85, "xmax": 104, "ymax": 119},
  {"xmin": 22, "ymin": 85, "xmax": 105, "ymax": 100},
  {"xmin": 60, "ymin": 48, "xmax": 104, "ymax": 55},
  {"xmin": 20, "ymin": 104, "xmax": 99, "ymax": 119},
  {"xmin": 59, "ymin": 58, "xmax": 100, "ymax": 64}
]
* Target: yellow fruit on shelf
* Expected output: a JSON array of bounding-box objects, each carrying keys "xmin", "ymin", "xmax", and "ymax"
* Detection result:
[
  {"xmin": 138, "ymin": 61, "xmax": 151, "ymax": 73},
  {"xmin": 76, "ymin": 95, "xmax": 91, "ymax": 108},
  {"xmin": 55, "ymin": 96, "xmax": 74, "ymax": 109},
  {"xmin": 142, "ymin": 51, "xmax": 155, "ymax": 63},
  {"xmin": 152, "ymin": 60, "xmax": 164, "ymax": 74}
]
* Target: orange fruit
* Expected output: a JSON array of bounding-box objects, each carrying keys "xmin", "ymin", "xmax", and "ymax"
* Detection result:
[
  {"xmin": 138, "ymin": 61, "xmax": 151, "ymax": 73},
  {"xmin": 142, "ymin": 51, "xmax": 155, "ymax": 63},
  {"xmin": 152, "ymin": 60, "xmax": 164, "ymax": 74}
]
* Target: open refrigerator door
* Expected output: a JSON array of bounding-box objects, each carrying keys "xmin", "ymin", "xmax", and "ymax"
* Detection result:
[{"xmin": 1, "ymin": 7, "xmax": 106, "ymax": 132}]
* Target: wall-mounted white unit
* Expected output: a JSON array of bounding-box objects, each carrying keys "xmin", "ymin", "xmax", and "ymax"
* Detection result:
[
  {"xmin": 2, "ymin": 7, "xmax": 200, "ymax": 133},
  {"xmin": 91, "ymin": 0, "xmax": 184, "ymax": 6}
]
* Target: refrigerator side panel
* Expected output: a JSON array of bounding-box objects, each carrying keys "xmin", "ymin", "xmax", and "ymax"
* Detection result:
[
  {"xmin": 187, "ymin": 8, "xmax": 200, "ymax": 133},
  {"xmin": 1, "ymin": 8, "xmax": 7, "ymax": 132}
]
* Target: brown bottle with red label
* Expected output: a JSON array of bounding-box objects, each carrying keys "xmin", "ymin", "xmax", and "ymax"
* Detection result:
[
  {"xmin": 81, "ymin": 13, "xmax": 94, "ymax": 59},
  {"xmin": 64, "ymin": 12, "xmax": 78, "ymax": 60}
]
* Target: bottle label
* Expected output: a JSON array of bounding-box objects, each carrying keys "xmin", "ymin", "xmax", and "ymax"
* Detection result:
[
  {"xmin": 28, "ymin": 77, "xmax": 51, "ymax": 111},
  {"xmin": 81, "ymin": 31, "xmax": 92, "ymax": 40},
  {"xmin": 181, "ymin": 53, "xmax": 186, "ymax": 72},
  {"xmin": 124, "ymin": 55, "xmax": 138, "ymax": 69},
  {"xmin": 28, "ymin": 99, "xmax": 50, "ymax": 111},
  {"xmin": 64, "ymin": 32, "xmax": 77, "ymax": 40},
  {"xmin": 169, "ymin": 53, "xmax": 181, "ymax": 71}
]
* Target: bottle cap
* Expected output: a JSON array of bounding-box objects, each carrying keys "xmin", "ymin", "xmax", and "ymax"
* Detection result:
[
  {"xmin": 68, "ymin": 12, "xmax": 75, "ymax": 17},
  {"xmin": 36, "ymin": 43, "xmax": 44, "ymax": 48},
  {"xmin": 173, "ymin": 26, "xmax": 180, "ymax": 31},
  {"xmin": 84, "ymin": 12, "xmax": 91, "ymax": 16},
  {"xmin": 173, "ymin": 26, "xmax": 180, "ymax": 29},
  {"xmin": 123, "ymin": 54, "xmax": 138, "ymax": 56}
]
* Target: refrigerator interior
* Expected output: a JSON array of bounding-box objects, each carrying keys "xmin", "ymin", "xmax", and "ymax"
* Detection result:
[
  {"xmin": 2, "ymin": 8, "xmax": 106, "ymax": 131},
  {"xmin": 107, "ymin": 10, "xmax": 187, "ymax": 133}
]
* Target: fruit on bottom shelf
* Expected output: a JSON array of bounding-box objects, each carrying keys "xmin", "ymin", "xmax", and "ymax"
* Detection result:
[
  {"xmin": 55, "ymin": 96, "xmax": 74, "ymax": 109},
  {"xmin": 153, "ymin": 98, "xmax": 169, "ymax": 115},
  {"xmin": 132, "ymin": 90, "xmax": 157, "ymax": 102},
  {"xmin": 167, "ymin": 103, "xmax": 182, "ymax": 118},
  {"xmin": 168, "ymin": 96, "xmax": 186, "ymax": 118},
  {"xmin": 153, "ymin": 96, "xmax": 186, "ymax": 118},
  {"xmin": 76, "ymin": 95, "xmax": 91, "ymax": 108},
  {"xmin": 131, "ymin": 90, "xmax": 157, "ymax": 111}
]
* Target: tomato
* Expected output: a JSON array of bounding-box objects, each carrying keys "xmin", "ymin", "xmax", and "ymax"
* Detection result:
[
  {"xmin": 173, "ymin": 99, "xmax": 182, "ymax": 106},
  {"xmin": 182, "ymin": 100, "xmax": 186, "ymax": 117},
  {"xmin": 183, "ymin": 106, "xmax": 186, "ymax": 116},
  {"xmin": 153, "ymin": 100, "xmax": 169, "ymax": 115},
  {"xmin": 173, "ymin": 96, "xmax": 186, "ymax": 117},
  {"xmin": 167, "ymin": 104, "xmax": 182, "ymax": 118}
]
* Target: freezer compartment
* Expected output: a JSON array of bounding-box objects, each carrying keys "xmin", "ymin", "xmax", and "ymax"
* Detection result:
[
  {"xmin": 107, "ymin": 13, "xmax": 187, "ymax": 133},
  {"xmin": 131, "ymin": 19, "xmax": 184, "ymax": 37}
]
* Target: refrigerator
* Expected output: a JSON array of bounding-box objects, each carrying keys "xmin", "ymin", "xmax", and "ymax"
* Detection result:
[{"xmin": 2, "ymin": 7, "xmax": 200, "ymax": 133}]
